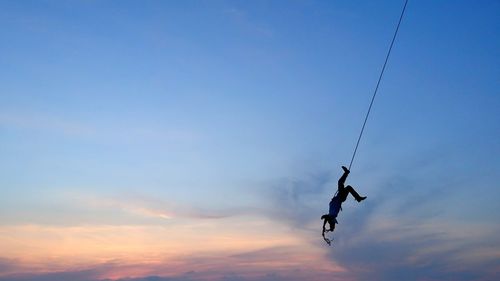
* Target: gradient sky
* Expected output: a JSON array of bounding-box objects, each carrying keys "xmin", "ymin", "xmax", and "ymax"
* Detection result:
[{"xmin": 1, "ymin": 1, "xmax": 499, "ymax": 281}]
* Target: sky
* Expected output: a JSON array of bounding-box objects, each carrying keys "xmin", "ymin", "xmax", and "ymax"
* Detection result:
[{"xmin": 0, "ymin": 0, "xmax": 499, "ymax": 280}]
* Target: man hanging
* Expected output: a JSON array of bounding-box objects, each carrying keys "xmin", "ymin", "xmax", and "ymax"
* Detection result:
[{"xmin": 321, "ymin": 166, "xmax": 367, "ymax": 245}]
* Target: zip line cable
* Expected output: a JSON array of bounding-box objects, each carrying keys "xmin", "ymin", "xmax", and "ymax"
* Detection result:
[{"xmin": 348, "ymin": 0, "xmax": 409, "ymax": 170}]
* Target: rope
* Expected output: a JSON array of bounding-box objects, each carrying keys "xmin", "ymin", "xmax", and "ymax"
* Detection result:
[{"xmin": 348, "ymin": 0, "xmax": 409, "ymax": 170}]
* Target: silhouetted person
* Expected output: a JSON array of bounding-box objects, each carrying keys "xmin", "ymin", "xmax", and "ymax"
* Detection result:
[{"xmin": 321, "ymin": 166, "xmax": 366, "ymax": 245}]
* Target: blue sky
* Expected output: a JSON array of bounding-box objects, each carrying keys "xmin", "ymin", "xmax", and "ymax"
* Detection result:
[{"xmin": 0, "ymin": 1, "xmax": 499, "ymax": 281}]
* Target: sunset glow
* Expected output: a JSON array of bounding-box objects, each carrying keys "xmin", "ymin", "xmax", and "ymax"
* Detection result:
[{"xmin": 1, "ymin": 1, "xmax": 499, "ymax": 281}]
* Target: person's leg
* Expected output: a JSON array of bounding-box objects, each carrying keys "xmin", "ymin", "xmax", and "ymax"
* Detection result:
[
  {"xmin": 338, "ymin": 166, "xmax": 350, "ymax": 188},
  {"xmin": 346, "ymin": 185, "xmax": 367, "ymax": 202}
]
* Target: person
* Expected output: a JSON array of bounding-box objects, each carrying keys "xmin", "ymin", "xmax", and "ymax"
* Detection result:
[{"xmin": 321, "ymin": 166, "xmax": 366, "ymax": 245}]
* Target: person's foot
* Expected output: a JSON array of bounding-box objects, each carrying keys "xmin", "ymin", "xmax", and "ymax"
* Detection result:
[
  {"xmin": 342, "ymin": 166, "xmax": 350, "ymax": 173},
  {"xmin": 357, "ymin": 196, "xmax": 367, "ymax": 202}
]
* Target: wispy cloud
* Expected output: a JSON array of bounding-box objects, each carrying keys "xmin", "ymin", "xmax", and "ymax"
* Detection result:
[
  {"xmin": 2, "ymin": 151, "xmax": 498, "ymax": 281},
  {"xmin": 0, "ymin": 258, "xmax": 22, "ymax": 276},
  {"xmin": 252, "ymin": 153, "xmax": 500, "ymax": 281},
  {"xmin": 262, "ymin": 170, "xmax": 335, "ymax": 229},
  {"xmin": 329, "ymin": 214, "xmax": 500, "ymax": 281},
  {"xmin": 0, "ymin": 246, "xmax": 344, "ymax": 281},
  {"xmin": 223, "ymin": 7, "xmax": 274, "ymax": 38},
  {"xmin": 0, "ymin": 110, "xmax": 200, "ymax": 143},
  {"xmin": 75, "ymin": 193, "xmax": 265, "ymax": 222},
  {"xmin": 0, "ymin": 214, "xmax": 309, "ymax": 278},
  {"xmin": 0, "ymin": 111, "xmax": 95, "ymax": 137},
  {"xmin": 0, "ymin": 263, "xmax": 114, "ymax": 281}
]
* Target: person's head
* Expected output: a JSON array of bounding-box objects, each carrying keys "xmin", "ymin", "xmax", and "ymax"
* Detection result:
[{"xmin": 321, "ymin": 214, "xmax": 335, "ymax": 231}]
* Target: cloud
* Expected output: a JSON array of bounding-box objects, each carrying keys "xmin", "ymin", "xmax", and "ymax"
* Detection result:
[
  {"xmin": 1, "ymin": 189, "xmax": 262, "ymax": 227},
  {"xmin": 262, "ymin": 170, "xmax": 335, "ymax": 229},
  {"xmin": 254, "ymin": 152, "xmax": 500, "ymax": 281},
  {"xmin": 0, "ymin": 245, "xmax": 344, "ymax": 281},
  {"xmin": 0, "ymin": 258, "xmax": 21, "ymax": 275},
  {"xmin": 2, "ymin": 150, "xmax": 498, "ymax": 281},
  {"xmin": 0, "ymin": 111, "xmax": 95, "ymax": 137},
  {"xmin": 326, "ymin": 167, "xmax": 500, "ymax": 281},
  {"xmin": 76, "ymin": 193, "xmax": 266, "ymax": 223},
  {"xmin": 0, "ymin": 110, "xmax": 200, "ymax": 144},
  {"xmin": 223, "ymin": 7, "xmax": 274, "ymax": 38},
  {"xmin": 329, "ymin": 213, "xmax": 500, "ymax": 281},
  {"xmin": 0, "ymin": 263, "xmax": 112, "ymax": 281},
  {"xmin": 0, "ymin": 273, "xmax": 315, "ymax": 281}
]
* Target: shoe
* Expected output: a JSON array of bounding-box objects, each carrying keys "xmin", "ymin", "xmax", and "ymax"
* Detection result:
[
  {"xmin": 342, "ymin": 166, "xmax": 350, "ymax": 173},
  {"xmin": 357, "ymin": 196, "xmax": 367, "ymax": 202}
]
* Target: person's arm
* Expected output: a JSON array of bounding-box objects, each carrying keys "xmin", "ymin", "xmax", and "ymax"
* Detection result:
[{"xmin": 322, "ymin": 219, "xmax": 332, "ymax": 246}]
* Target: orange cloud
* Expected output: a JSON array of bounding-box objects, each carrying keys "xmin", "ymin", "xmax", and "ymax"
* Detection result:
[{"xmin": 0, "ymin": 216, "xmax": 343, "ymax": 280}]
